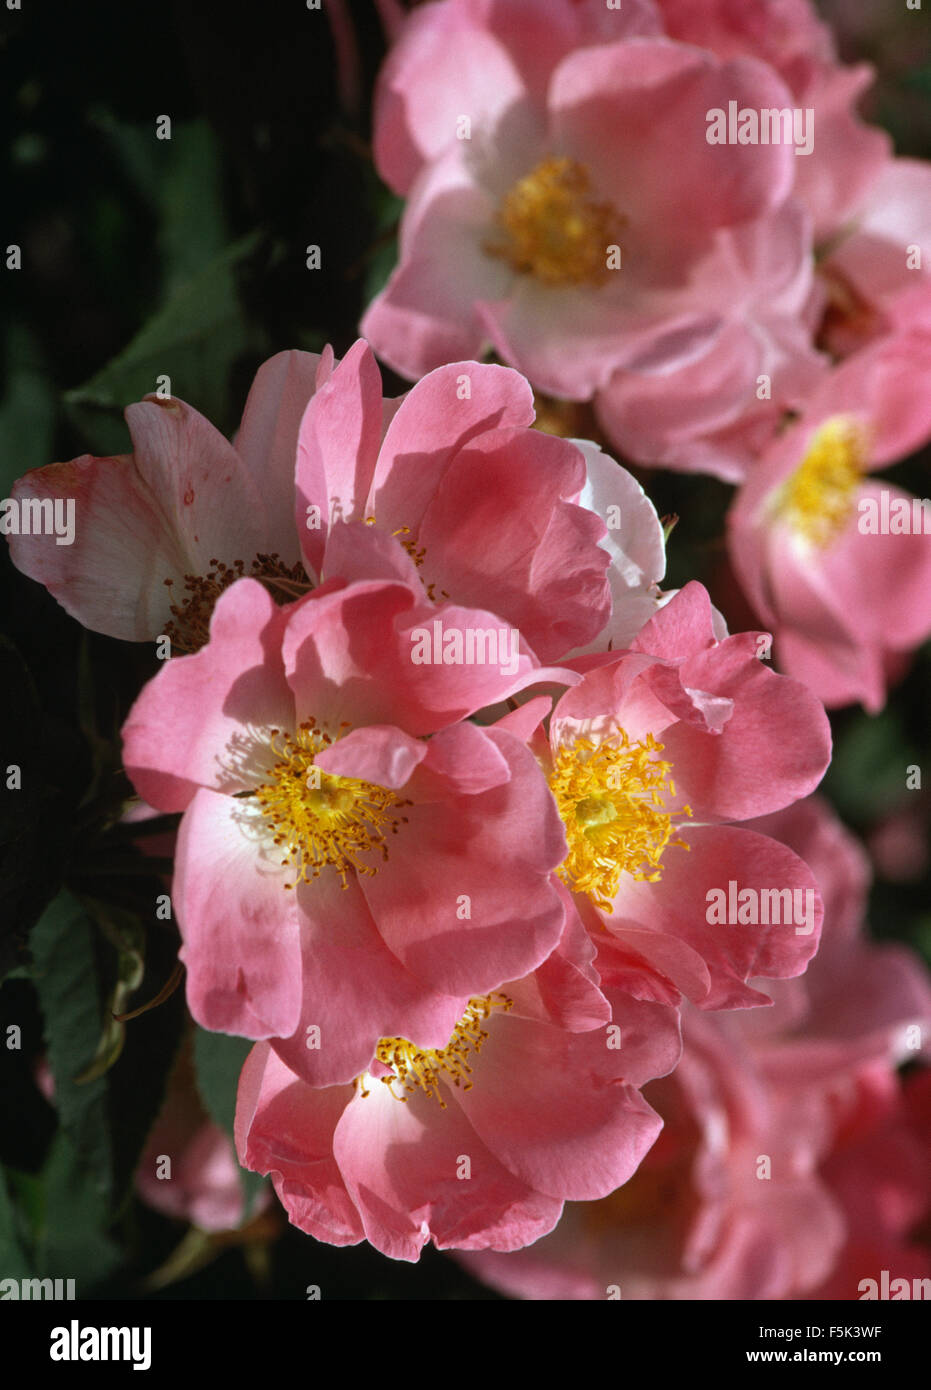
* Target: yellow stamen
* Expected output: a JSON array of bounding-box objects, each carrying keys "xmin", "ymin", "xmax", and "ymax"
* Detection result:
[
  {"xmin": 371, "ymin": 995, "xmax": 513, "ymax": 1109},
  {"xmin": 251, "ymin": 720, "xmax": 409, "ymax": 890},
  {"xmin": 550, "ymin": 731, "xmax": 691, "ymax": 912},
  {"xmin": 772, "ymin": 415, "xmax": 867, "ymax": 548},
  {"xmin": 486, "ymin": 156, "xmax": 626, "ymax": 287}
]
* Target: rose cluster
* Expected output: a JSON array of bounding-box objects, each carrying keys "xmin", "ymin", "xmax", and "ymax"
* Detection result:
[
  {"xmin": 10, "ymin": 341, "xmax": 834, "ymax": 1260},
  {"xmin": 366, "ymin": 0, "xmax": 931, "ymax": 712},
  {"xmin": 6, "ymin": 0, "xmax": 931, "ymax": 1298}
]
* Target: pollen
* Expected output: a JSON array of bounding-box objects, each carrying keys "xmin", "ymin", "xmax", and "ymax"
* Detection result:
[
  {"xmin": 485, "ymin": 156, "xmax": 626, "ymax": 287},
  {"xmin": 164, "ymin": 553, "xmax": 313, "ymax": 653},
  {"xmin": 390, "ymin": 524, "xmax": 449, "ymax": 601},
  {"xmin": 370, "ymin": 994, "xmax": 513, "ymax": 1109},
  {"xmin": 550, "ymin": 731, "xmax": 692, "ymax": 912},
  {"xmin": 772, "ymin": 415, "xmax": 867, "ymax": 548},
  {"xmin": 251, "ymin": 719, "xmax": 409, "ymax": 890}
]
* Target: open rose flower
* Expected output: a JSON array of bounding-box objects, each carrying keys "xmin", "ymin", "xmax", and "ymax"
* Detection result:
[
  {"xmin": 235, "ymin": 971, "xmax": 681, "ymax": 1261},
  {"xmin": 593, "ymin": 0, "xmax": 898, "ymax": 479},
  {"xmin": 365, "ymin": 5, "xmax": 801, "ymax": 399},
  {"xmin": 537, "ymin": 583, "xmax": 831, "ymax": 1012},
  {"xmin": 6, "ymin": 350, "xmax": 326, "ymax": 646},
  {"xmin": 461, "ymin": 796, "xmax": 931, "ymax": 1298},
  {"xmin": 728, "ymin": 287, "xmax": 931, "ymax": 711},
  {"xmin": 122, "ymin": 574, "xmax": 572, "ymax": 1083},
  {"xmin": 296, "ymin": 340, "xmax": 667, "ymax": 661},
  {"xmin": 7, "ymin": 340, "xmax": 666, "ymax": 663}
]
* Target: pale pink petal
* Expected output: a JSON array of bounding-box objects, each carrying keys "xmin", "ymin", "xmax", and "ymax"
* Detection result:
[
  {"xmin": 314, "ymin": 723, "xmax": 428, "ymax": 789},
  {"xmin": 234, "ymin": 349, "xmax": 323, "ymax": 567},
  {"xmin": 369, "ymin": 359, "xmax": 535, "ymax": 537},
  {"xmin": 271, "ymin": 873, "xmax": 466, "ymax": 1088},
  {"xmin": 333, "ymin": 1080, "xmax": 563, "ymax": 1261},
  {"xmin": 360, "ymin": 726, "xmax": 567, "ymax": 997},
  {"xmin": 9, "ymin": 451, "xmax": 182, "ymax": 640},
  {"xmin": 236, "ymin": 1044, "xmax": 364, "ymax": 1247},
  {"xmin": 295, "ymin": 340, "xmax": 386, "ymax": 576},
  {"xmin": 550, "ymin": 42, "xmax": 796, "ymax": 231},
  {"xmin": 506, "ymin": 884, "xmax": 611, "ymax": 1033},
  {"xmin": 373, "ymin": 1, "xmax": 530, "ymax": 194},
  {"xmin": 122, "ymin": 578, "xmax": 294, "ymax": 811},
  {"xmin": 361, "ymin": 149, "xmax": 512, "ymax": 381},
  {"xmin": 124, "ymin": 396, "xmax": 268, "ymax": 573},
  {"xmin": 283, "ymin": 581, "xmax": 572, "ymax": 737},
  {"xmin": 656, "ymin": 634, "xmax": 833, "ymax": 821},
  {"xmin": 455, "ymin": 1000, "xmax": 677, "ymax": 1200},
  {"xmin": 415, "ymin": 428, "xmax": 611, "ymax": 660},
  {"xmin": 608, "ymin": 825, "xmax": 823, "ymax": 1009},
  {"xmin": 175, "ymin": 789, "xmax": 302, "ymax": 1039}
]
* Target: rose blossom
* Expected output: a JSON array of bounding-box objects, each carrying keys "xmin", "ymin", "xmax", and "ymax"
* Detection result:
[
  {"xmin": 235, "ymin": 966, "xmax": 681, "ymax": 1261},
  {"xmin": 461, "ymin": 797, "xmax": 931, "ymax": 1298},
  {"xmin": 365, "ymin": 4, "xmax": 801, "ymax": 400},
  {"xmin": 539, "ymin": 582, "xmax": 832, "ymax": 1011},
  {"xmin": 122, "ymin": 572, "xmax": 572, "ymax": 1082}
]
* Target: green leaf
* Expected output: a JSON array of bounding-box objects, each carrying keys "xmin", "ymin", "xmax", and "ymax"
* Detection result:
[
  {"xmin": 158, "ymin": 122, "xmax": 228, "ymax": 294},
  {"xmin": 0, "ymin": 323, "xmax": 56, "ymax": 494},
  {"xmin": 63, "ymin": 232, "xmax": 262, "ymax": 454},
  {"xmin": 35, "ymin": 1130, "xmax": 120, "ymax": 1287},
  {"xmin": 89, "ymin": 106, "xmax": 162, "ymax": 208},
  {"xmin": 193, "ymin": 1027, "xmax": 266, "ymax": 1216},
  {"xmin": 91, "ymin": 114, "xmax": 227, "ymax": 288},
  {"xmin": 29, "ymin": 892, "xmax": 114, "ymax": 1205},
  {"xmin": 0, "ymin": 1168, "xmax": 35, "ymax": 1279}
]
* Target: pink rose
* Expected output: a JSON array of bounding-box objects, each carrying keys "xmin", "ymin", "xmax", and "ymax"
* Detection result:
[
  {"xmin": 728, "ymin": 288, "xmax": 931, "ymax": 710},
  {"xmin": 122, "ymin": 575, "xmax": 571, "ymax": 1077},
  {"xmin": 542, "ymin": 583, "xmax": 832, "ymax": 1010},
  {"xmin": 296, "ymin": 341, "xmax": 667, "ymax": 661},
  {"xmin": 365, "ymin": 4, "xmax": 800, "ymax": 399},
  {"xmin": 235, "ymin": 965, "xmax": 681, "ymax": 1261},
  {"xmin": 461, "ymin": 797, "xmax": 931, "ymax": 1298},
  {"xmin": 7, "ymin": 351, "xmax": 325, "ymax": 645}
]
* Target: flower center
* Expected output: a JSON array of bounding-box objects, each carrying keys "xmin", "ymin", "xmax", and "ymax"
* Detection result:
[
  {"xmin": 550, "ymin": 731, "xmax": 691, "ymax": 911},
  {"xmin": 251, "ymin": 720, "xmax": 409, "ymax": 890},
  {"xmin": 163, "ymin": 553, "xmax": 312, "ymax": 653},
  {"xmin": 391, "ymin": 525, "xmax": 449, "ymax": 601},
  {"xmin": 485, "ymin": 156, "xmax": 626, "ymax": 287},
  {"xmin": 361, "ymin": 516, "xmax": 449, "ymax": 601},
  {"xmin": 772, "ymin": 415, "xmax": 867, "ymax": 548},
  {"xmin": 361, "ymin": 995, "xmax": 513, "ymax": 1109}
]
